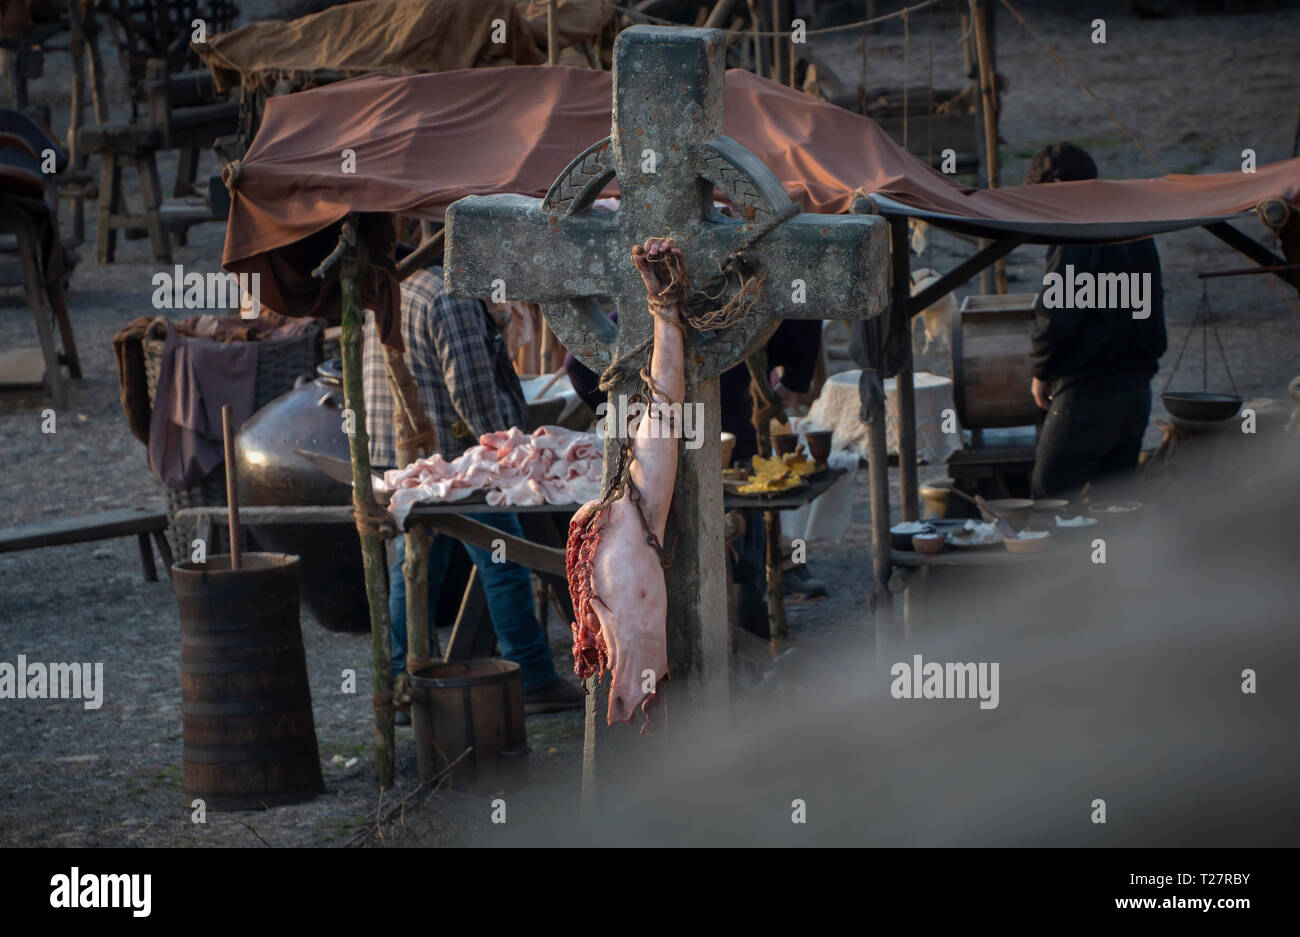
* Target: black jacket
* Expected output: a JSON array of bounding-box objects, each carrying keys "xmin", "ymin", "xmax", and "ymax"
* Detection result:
[{"xmin": 1030, "ymin": 239, "xmax": 1167, "ymax": 394}]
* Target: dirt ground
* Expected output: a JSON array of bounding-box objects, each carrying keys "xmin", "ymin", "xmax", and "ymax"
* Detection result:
[{"xmin": 0, "ymin": 1, "xmax": 1297, "ymax": 847}]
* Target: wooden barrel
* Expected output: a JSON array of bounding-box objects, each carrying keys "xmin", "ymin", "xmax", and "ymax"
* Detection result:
[
  {"xmin": 950, "ymin": 293, "xmax": 1040, "ymax": 429},
  {"xmin": 410, "ymin": 660, "xmax": 529, "ymax": 791},
  {"xmin": 172, "ymin": 553, "xmax": 324, "ymax": 810}
]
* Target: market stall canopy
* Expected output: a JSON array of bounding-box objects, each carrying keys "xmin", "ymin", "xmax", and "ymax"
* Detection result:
[
  {"xmin": 223, "ymin": 65, "xmax": 1300, "ymax": 317},
  {"xmin": 194, "ymin": 0, "xmax": 570, "ymax": 93}
]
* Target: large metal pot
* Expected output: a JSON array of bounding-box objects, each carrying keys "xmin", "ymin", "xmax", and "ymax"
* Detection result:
[{"xmin": 235, "ymin": 359, "xmax": 369, "ymax": 633}]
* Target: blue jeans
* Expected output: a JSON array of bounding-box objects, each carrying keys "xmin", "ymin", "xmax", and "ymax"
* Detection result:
[{"xmin": 389, "ymin": 513, "xmax": 557, "ymax": 691}]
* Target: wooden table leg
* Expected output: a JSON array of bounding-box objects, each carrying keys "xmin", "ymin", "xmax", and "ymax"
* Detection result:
[
  {"xmin": 152, "ymin": 529, "xmax": 174, "ymax": 572},
  {"xmin": 136, "ymin": 532, "xmax": 157, "ymax": 582},
  {"xmin": 14, "ymin": 216, "xmax": 67, "ymax": 409}
]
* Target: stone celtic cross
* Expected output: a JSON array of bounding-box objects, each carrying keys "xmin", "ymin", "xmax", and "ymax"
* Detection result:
[{"xmin": 445, "ymin": 25, "xmax": 888, "ymax": 796}]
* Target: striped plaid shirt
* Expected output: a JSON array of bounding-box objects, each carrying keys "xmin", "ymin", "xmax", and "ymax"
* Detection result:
[{"xmin": 362, "ymin": 266, "xmax": 528, "ymax": 471}]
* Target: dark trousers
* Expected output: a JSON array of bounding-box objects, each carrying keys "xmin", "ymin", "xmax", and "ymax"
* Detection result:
[{"xmin": 1032, "ymin": 383, "xmax": 1151, "ymax": 500}]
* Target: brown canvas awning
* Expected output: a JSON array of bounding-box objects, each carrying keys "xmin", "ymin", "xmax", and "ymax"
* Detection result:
[
  {"xmin": 195, "ymin": 0, "xmax": 551, "ymax": 93},
  {"xmin": 223, "ymin": 65, "xmax": 1300, "ymax": 318}
]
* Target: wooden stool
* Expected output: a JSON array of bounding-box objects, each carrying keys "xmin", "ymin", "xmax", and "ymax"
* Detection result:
[
  {"xmin": 78, "ymin": 119, "xmax": 172, "ymax": 263},
  {"xmin": 0, "ymin": 197, "xmax": 82, "ymax": 408}
]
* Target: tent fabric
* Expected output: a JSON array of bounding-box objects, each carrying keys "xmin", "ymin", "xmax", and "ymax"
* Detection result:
[
  {"xmin": 196, "ymin": 0, "xmax": 547, "ymax": 93},
  {"xmin": 517, "ymin": 0, "xmax": 611, "ymax": 49},
  {"xmin": 223, "ymin": 65, "xmax": 1300, "ymax": 317}
]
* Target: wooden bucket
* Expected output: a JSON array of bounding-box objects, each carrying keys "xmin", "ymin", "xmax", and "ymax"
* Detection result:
[
  {"xmin": 410, "ymin": 660, "xmax": 529, "ymax": 791},
  {"xmin": 950, "ymin": 293, "xmax": 1041, "ymax": 429},
  {"xmin": 172, "ymin": 553, "xmax": 324, "ymax": 810}
]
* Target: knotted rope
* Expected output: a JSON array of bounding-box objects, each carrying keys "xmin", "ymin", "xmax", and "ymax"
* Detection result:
[
  {"xmin": 353, "ymin": 496, "xmax": 398, "ymax": 541},
  {"xmin": 222, "ymin": 159, "xmax": 242, "ymax": 192},
  {"xmin": 596, "ymin": 203, "xmax": 799, "ymax": 393}
]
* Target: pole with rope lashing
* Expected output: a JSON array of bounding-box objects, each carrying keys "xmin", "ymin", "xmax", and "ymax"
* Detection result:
[{"xmin": 314, "ymin": 216, "xmax": 397, "ymax": 789}]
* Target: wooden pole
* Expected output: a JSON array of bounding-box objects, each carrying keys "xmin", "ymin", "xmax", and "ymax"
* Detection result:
[
  {"xmin": 704, "ymin": 0, "xmax": 738, "ymax": 29},
  {"xmin": 547, "ymin": 0, "xmax": 558, "ymax": 66},
  {"xmin": 770, "ymin": 0, "xmax": 783, "ymax": 83},
  {"xmin": 745, "ymin": 351, "xmax": 788, "ymax": 645},
  {"xmin": 221, "ymin": 405, "xmax": 241, "ymax": 570},
  {"xmin": 385, "ymin": 348, "xmax": 438, "ymax": 782},
  {"xmin": 746, "ymin": 0, "xmax": 765, "ymax": 79},
  {"xmin": 849, "ymin": 200, "xmax": 894, "ymax": 658},
  {"xmin": 396, "ymin": 228, "xmax": 444, "ymax": 280},
  {"xmin": 864, "ymin": 363, "xmax": 893, "ymax": 657},
  {"xmin": 541, "ymin": 13, "xmax": 559, "ymax": 372},
  {"xmin": 331, "ymin": 219, "xmax": 396, "ymax": 789},
  {"xmin": 889, "ymin": 217, "xmax": 919, "ymax": 522},
  {"xmin": 67, "ymin": 0, "xmax": 86, "ymax": 187},
  {"xmin": 971, "ymin": 0, "xmax": 1005, "ymax": 293}
]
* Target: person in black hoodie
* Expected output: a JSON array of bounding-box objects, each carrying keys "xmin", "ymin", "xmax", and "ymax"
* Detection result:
[{"xmin": 1025, "ymin": 142, "xmax": 1167, "ymax": 498}]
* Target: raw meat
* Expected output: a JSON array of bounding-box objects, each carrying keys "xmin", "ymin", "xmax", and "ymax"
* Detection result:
[
  {"xmin": 378, "ymin": 425, "xmax": 602, "ymax": 526},
  {"xmin": 567, "ymin": 238, "xmax": 684, "ymax": 731}
]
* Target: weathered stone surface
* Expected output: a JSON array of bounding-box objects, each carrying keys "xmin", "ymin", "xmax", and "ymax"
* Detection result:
[{"xmin": 445, "ymin": 26, "xmax": 890, "ymax": 381}]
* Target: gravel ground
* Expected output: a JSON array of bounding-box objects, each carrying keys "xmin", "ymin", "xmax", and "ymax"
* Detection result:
[{"xmin": 0, "ymin": 2, "xmax": 1297, "ymax": 847}]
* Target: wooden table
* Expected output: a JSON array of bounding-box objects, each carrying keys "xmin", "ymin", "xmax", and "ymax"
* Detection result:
[
  {"xmin": 889, "ymin": 537, "xmax": 1073, "ymax": 641},
  {"xmin": 174, "ymin": 470, "xmax": 844, "ymax": 659}
]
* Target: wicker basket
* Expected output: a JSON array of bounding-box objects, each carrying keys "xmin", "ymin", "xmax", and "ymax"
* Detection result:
[{"xmin": 144, "ymin": 318, "xmax": 322, "ymax": 557}]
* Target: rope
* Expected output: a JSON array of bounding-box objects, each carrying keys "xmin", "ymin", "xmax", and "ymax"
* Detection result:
[
  {"xmin": 598, "ymin": 203, "xmax": 797, "ymax": 391},
  {"xmin": 998, "ymin": 0, "xmax": 1169, "ymax": 175},
  {"xmin": 599, "ymin": 0, "xmax": 940, "ymax": 38},
  {"xmin": 222, "ymin": 159, "xmax": 242, "ymax": 192},
  {"xmin": 1160, "ymin": 282, "xmax": 1238, "ymax": 397},
  {"xmin": 354, "ymin": 496, "xmax": 398, "ymax": 540},
  {"xmin": 395, "ymin": 423, "xmax": 435, "ymax": 455},
  {"xmin": 371, "ymin": 690, "xmax": 398, "ymax": 717}
]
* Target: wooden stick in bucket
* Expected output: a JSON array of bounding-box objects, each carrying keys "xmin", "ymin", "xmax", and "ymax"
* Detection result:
[{"xmin": 221, "ymin": 404, "xmax": 242, "ymax": 571}]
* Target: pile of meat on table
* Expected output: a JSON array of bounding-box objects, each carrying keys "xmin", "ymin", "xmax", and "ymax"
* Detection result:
[{"xmin": 378, "ymin": 425, "xmax": 602, "ymax": 525}]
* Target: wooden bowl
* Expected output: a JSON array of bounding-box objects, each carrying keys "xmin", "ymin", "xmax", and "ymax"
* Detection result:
[
  {"xmin": 1004, "ymin": 530, "xmax": 1051, "ymax": 554},
  {"xmin": 911, "ymin": 532, "xmax": 945, "ymax": 555},
  {"xmin": 772, "ymin": 433, "xmax": 799, "ymax": 456},
  {"xmin": 984, "ymin": 498, "xmax": 1034, "ymax": 531},
  {"xmin": 803, "ymin": 430, "xmax": 833, "ymax": 463}
]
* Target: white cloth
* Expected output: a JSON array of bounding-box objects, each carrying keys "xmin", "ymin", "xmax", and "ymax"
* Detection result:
[
  {"xmin": 806, "ymin": 369, "xmax": 963, "ymax": 466},
  {"xmin": 779, "ymin": 448, "xmax": 858, "ymax": 543}
]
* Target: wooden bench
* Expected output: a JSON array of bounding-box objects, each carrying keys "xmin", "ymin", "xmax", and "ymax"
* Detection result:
[{"xmin": 0, "ymin": 508, "xmax": 174, "ymax": 582}]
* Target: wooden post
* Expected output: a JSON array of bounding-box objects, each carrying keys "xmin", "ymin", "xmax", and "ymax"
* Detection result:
[
  {"xmin": 704, "ymin": 0, "xmax": 738, "ymax": 29},
  {"xmin": 547, "ymin": 0, "xmax": 558, "ymax": 66},
  {"xmin": 770, "ymin": 0, "xmax": 784, "ymax": 83},
  {"xmin": 539, "ymin": 14, "xmax": 559, "ymax": 374},
  {"xmin": 331, "ymin": 220, "xmax": 396, "ymax": 789},
  {"xmin": 971, "ymin": 0, "xmax": 1005, "ymax": 293},
  {"xmin": 746, "ymin": 0, "xmax": 765, "ymax": 79},
  {"xmin": 890, "ymin": 216, "xmax": 919, "ymax": 522},
  {"xmin": 865, "ymin": 363, "xmax": 893, "ymax": 658},
  {"xmin": 745, "ymin": 351, "xmax": 788, "ymax": 644},
  {"xmin": 221, "ymin": 405, "xmax": 242, "ymax": 570}
]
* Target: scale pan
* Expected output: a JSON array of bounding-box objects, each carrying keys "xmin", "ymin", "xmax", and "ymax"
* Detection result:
[{"xmin": 1161, "ymin": 392, "xmax": 1243, "ymax": 422}]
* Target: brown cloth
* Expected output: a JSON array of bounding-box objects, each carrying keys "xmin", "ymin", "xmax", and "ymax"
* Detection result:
[
  {"xmin": 222, "ymin": 66, "xmax": 1300, "ymax": 321},
  {"xmin": 517, "ymin": 0, "xmax": 609, "ymax": 50},
  {"xmin": 195, "ymin": 0, "xmax": 546, "ymax": 94},
  {"xmin": 148, "ymin": 325, "xmax": 258, "ymax": 490},
  {"xmin": 112, "ymin": 316, "xmax": 155, "ymax": 443},
  {"xmin": 114, "ymin": 312, "xmax": 320, "ymax": 487},
  {"xmin": 114, "ymin": 310, "xmax": 324, "ymax": 445}
]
